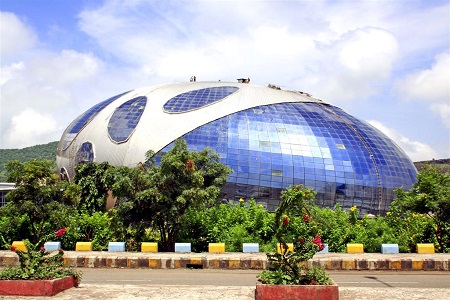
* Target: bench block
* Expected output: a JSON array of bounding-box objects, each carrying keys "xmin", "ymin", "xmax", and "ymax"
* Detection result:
[
  {"xmin": 75, "ymin": 242, "xmax": 93, "ymax": 251},
  {"xmin": 243, "ymin": 243, "xmax": 259, "ymax": 253},
  {"xmin": 208, "ymin": 243, "xmax": 225, "ymax": 253},
  {"xmin": 277, "ymin": 243, "xmax": 294, "ymax": 254},
  {"xmin": 44, "ymin": 241, "xmax": 62, "ymax": 251},
  {"xmin": 175, "ymin": 243, "xmax": 191, "ymax": 252},
  {"xmin": 141, "ymin": 242, "xmax": 158, "ymax": 252},
  {"xmin": 317, "ymin": 244, "xmax": 329, "ymax": 254},
  {"xmin": 346, "ymin": 243, "xmax": 364, "ymax": 253},
  {"xmin": 417, "ymin": 243, "xmax": 435, "ymax": 254},
  {"xmin": 11, "ymin": 241, "xmax": 27, "ymax": 252},
  {"xmin": 108, "ymin": 242, "xmax": 126, "ymax": 252},
  {"xmin": 381, "ymin": 243, "xmax": 399, "ymax": 254}
]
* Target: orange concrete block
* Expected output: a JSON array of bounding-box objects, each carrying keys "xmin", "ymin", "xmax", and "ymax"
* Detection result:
[
  {"xmin": 141, "ymin": 242, "xmax": 158, "ymax": 252},
  {"xmin": 11, "ymin": 241, "xmax": 27, "ymax": 252},
  {"xmin": 75, "ymin": 242, "xmax": 92, "ymax": 251},
  {"xmin": 346, "ymin": 243, "xmax": 364, "ymax": 253},
  {"xmin": 277, "ymin": 243, "xmax": 294, "ymax": 254},
  {"xmin": 208, "ymin": 243, "xmax": 225, "ymax": 253},
  {"xmin": 416, "ymin": 243, "xmax": 435, "ymax": 254}
]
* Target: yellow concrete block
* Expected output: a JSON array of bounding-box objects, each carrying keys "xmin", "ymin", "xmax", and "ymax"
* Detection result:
[
  {"xmin": 417, "ymin": 243, "xmax": 435, "ymax": 254},
  {"xmin": 208, "ymin": 243, "xmax": 225, "ymax": 253},
  {"xmin": 190, "ymin": 257, "xmax": 202, "ymax": 265},
  {"xmin": 75, "ymin": 242, "xmax": 93, "ymax": 251},
  {"xmin": 148, "ymin": 258, "xmax": 161, "ymax": 268},
  {"xmin": 341, "ymin": 260, "xmax": 356, "ymax": 270},
  {"xmin": 277, "ymin": 243, "xmax": 294, "ymax": 254},
  {"xmin": 346, "ymin": 243, "xmax": 364, "ymax": 253},
  {"xmin": 141, "ymin": 242, "xmax": 158, "ymax": 252},
  {"xmin": 389, "ymin": 260, "xmax": 401, "ymax": 270},
  {"xmin": 12, "ymin": 241, "xmax": 27, "ymax": 252},
  {"xmin": 412, "ymin": 260, "xmax": 423, "ymax": 270},
  {"xmin": 229, "ymin": 259, "xmax": 241, "ymax": 269}
]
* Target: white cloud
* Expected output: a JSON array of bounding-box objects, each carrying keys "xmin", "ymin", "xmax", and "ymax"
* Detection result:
[
  {"xmin": 395, "ymin": 52, "xmax": 450, "ymax": 127},
  {"xmin": 0, "ymin": 62, "xmax": 25, "ymax": 86},
  {"xmin": 301, "ymin": 27, "xmax": 399, "ymax": 102},
  {"xmin": 0, "ymin": 13, "xmax": 106, "ymax": 148},
  {"xmin": 368, "ymin": 120, "xmax": 439, "ymax": 161},
  {"xmin": 30, "ymin": 50, "xmax": 103, "ymax": 87},
  {"xmin": 0, "ymin": 12, "xmax": 37, "ymax": 60},
  {"xmin": 5, "ymin": 109, "xmax": 60, "ymax": 148}
]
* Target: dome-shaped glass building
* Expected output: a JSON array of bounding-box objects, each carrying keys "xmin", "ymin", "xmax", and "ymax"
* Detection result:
[{"xmin": 56, "ymin": 81, "xmax": 417, "ymax": 214}]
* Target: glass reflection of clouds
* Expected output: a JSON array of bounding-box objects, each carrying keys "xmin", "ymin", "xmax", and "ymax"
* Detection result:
[{"xmin": 156, "ymin": 102, "xmax": 416, "ymax": 214}]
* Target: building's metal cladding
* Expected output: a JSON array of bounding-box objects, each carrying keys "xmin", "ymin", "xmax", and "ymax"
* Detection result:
[{"xmin": 56, "ymin": 81, "xmax": 417, "ymax": 215}]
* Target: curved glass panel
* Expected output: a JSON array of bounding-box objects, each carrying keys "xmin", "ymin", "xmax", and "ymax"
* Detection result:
[
  {"xmin": 155, "ymin": 102, "xmax": 417, "ymax": 215},
  {"xmin": 75, "ymin": 142, "xmax": 94, "ymax": 165},
  {"xmin": 59, "ymin": 91, "xmax": 130, "ymax": 150},
  {"xmin": 108, "ymin": 96, "xmax": 147, "ymax": 143},
  {"xmin": 163, "ymin": 86, "xmax": 239, "ymax": 113}
]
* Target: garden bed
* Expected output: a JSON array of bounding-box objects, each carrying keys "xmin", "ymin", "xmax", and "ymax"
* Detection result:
[{"xmin": 0, "ymin": 276, "xmax": 78, "ymax": 296}]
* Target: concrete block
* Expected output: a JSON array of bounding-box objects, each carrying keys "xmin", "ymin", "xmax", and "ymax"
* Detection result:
[
  {"xmin": 44, "ymin": 241, "xmax": 61, "ymax": 251},
  {"xmin": 346, "ymin": 243, "xmax": 364, "ymax": 253},
  {"xmin": 108, "ymin": 242, "xmax": 126, "ymax": 252},
  {"xmin": 11, "ymin": 241, "xmax": 27, "ymax": 252},
  {"xmin": 75, "ymin": 242, "xmax": 93, "ymax": 251},
  {"xmin": 381, "ymin": 243, "xmax": 399, "ymax": 254},
  {"xmin": 243, "ymin": 243, "xmax": 259, "ymax": 253},
  {"xmin": 417, "ymin": 243, "xmax": 435, "ymax": 254},
  {"xmin": 277, "ymin": 243, "xmax": 294, "ymax": 254},
  {"xmin": 175, "ymin": 243, "xmax": 191, "ymax": 252},
  {"xmin": 141, "ymin": 242, "xmax": 158, "ymax": 252},
  {"xmin": 317, "ymin": 244, "xmax": 329, "ymax": 254},
  {"xmin": 208, "ymin": 243, "xmax": 225, "ymax": 253}
]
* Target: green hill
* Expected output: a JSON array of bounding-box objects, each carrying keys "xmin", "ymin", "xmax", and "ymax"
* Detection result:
[{"xmin": 0, "ymin": 141, "xmax": 58, "ymax": 182}]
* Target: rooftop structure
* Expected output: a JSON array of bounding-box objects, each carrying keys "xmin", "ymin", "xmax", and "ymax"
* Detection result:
[{"xmin": 56, "ymin": 81, "xmax": 417, "ymax": 214}]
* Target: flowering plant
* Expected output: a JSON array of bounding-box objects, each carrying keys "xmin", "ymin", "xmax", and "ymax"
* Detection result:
[
  {"xmin": 258, "ymin": 185, "xmax": 332, "ymax": 285},
  {"xmin": 0, "ymin": 228, "xmax": 81, "ymax": 281}
]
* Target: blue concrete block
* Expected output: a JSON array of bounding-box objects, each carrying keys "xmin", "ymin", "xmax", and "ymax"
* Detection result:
[
  {"xmin": 242, "ymin": 243, "xmax": 260, "ymax": 253},
  {"xmin": 44, "ymin": 241, "xmax": 61, "ymax": 251},
  {"xmin": 108, "ymin": 242, "xmax": 126, "ymax": 252},
  {"xmin": 317, "ymin": 244, "xmax": 329, "ymax": 254},
  {"xmin": 381, "ymin": 243, "xmax": 399, "ymax": 254},
  {"xmin": 175, "ymin": 243, "xmax": 191, "ymax": 252}
]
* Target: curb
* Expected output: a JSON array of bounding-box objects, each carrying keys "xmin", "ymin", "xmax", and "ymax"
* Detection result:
[{"xmin": 1, "ymin": 251, "xmax": 449, "ymax": 271}]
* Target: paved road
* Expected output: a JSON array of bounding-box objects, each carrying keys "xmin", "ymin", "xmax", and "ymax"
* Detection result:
[
  {"xmin": 80, "ymin": 268, "xmax": 450, "ymax": 289},
  {"xmin": 1, "ymin": 269, "xmax": 448, "ymax": 300}
]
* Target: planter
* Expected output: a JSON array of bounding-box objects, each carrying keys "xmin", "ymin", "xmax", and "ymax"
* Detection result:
[
  {"xmin": 0, "ymin": 276, "xmax": 78, "ymax": 296},
  {"xmin": 255, "ymin": 281, "xmax": 339, "ymax": 300}
]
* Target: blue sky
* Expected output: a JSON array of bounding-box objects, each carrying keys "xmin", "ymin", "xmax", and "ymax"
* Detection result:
[{"xmin": 1, "ymin": 0, "xmax": 449, "ymax": 161}]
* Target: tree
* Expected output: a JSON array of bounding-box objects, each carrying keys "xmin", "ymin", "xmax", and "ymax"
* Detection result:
[
  {"xmin": 112, "ymin": 138, "xmax": 232, "ymax": 251},
  {"xmin": 74, "ymin": 162, "xmax": 114, "ymax": 214},
  {"xmin": 1, "ymin": 160, "xmax": 79, "ymax": 245},
  {"xmin": 392, "ymin": 165, "xmax": 450, "ymax": 252}
]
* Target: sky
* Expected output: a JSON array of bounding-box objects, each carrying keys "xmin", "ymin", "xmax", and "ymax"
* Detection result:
[{"xmin": 0, "ymin": 0, "xmax": 449, "ymax": 162}]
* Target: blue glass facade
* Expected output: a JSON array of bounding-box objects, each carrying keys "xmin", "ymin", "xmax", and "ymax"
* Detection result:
[
  {"xmin": 156, "ymin": 102, "xmax": 417, "ymax": 215},
  {"xmin": 59, "ymin": 91, "xmax": 130, "ymax": 150},
  {"xmin": 108, "ymin": 96, "xmax": 147, "ymax": 143},
  {"xmin": 163, "ymin": 86, "xmax": 239, "ymax": 113}
]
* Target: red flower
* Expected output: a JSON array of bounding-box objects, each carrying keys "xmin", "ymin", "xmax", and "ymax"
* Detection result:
[
  {"xmin": 303, "ymin": 213, "xmax": 310, "ymax": 223},
  {"xmin": 11, "ymin": 245, "xmax": 16, "ymax": 252},
  {"xmin": 55, "ymin": 228, "xmax": 67, "ymax": 237},
  {"xmin": 40, "ymin": 246, "xmax": 45, "ymax": 251},
  {"xmin": 312, "ymin": 236, "xmax": 325, "ymax": 251},
  {"xmin": 299, "ymin": 237, "xmax": 305, "ymax": 243},
  {"xmin": 185, "ymin": 159, "xmax": 195, "ymax": 171},
  {"xmin": 282, "ymin": 216, "xmax": 289, "ymax": 227}
]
